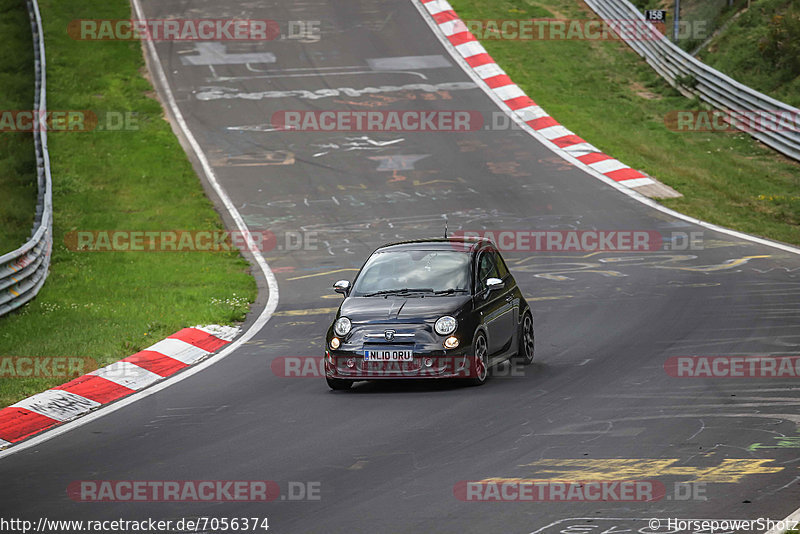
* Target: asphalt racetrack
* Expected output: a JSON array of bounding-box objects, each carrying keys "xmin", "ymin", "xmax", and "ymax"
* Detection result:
[{"xmin": 2, "ymin": 1, "xmax": 800, "ymax": 533}]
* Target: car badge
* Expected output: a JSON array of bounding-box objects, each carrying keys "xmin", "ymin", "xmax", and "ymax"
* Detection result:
[{"xmin": 384, "ymin": 330, "xmax": 395, "ymax": 341}]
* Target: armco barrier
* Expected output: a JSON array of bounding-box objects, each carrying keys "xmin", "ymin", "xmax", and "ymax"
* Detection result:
[
  {"xmin": 584, "ymin": 0, "xmax": 800, "ymax": 161},
  {"xmin": 0, "ymin": 0, "xmax": 53, "ymax": 318}
]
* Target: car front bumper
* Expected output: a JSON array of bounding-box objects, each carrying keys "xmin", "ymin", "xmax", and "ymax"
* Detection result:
[{"xmin": 324, "ymin": 348, "xmax": 473, "ymax": 380}]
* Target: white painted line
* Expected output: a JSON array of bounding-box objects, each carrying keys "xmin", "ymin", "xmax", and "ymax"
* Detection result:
[
  {"xmin": 537, "ymin": 125, "xmax": 573, "ymax": 140},
  {"xmin": 144, "ymin": 338, "xmax": 210, "ymax": 365},
  {"xmin": 619, "ymin": 177, "xmax": 656, "ymax": 188},
  {"xmin": 493, "ymin": 85, "xmax": 526, "ymax": 101},
  {"xmin": 765, "ymin": 506, "xmax": 800, "ymax": 534},
  {"xmin": 473, "ymin": 63, "xmax": 505, "ymax": 80},
  {"xmin": 92, "ymin": 362, "xmax": 162, "ymax": 391},
  {"xmin": 0, "ymin": 0, "xmax": 280, "ymax": 461},
  {"xmin": 11, "ymin": 390, "xmax": 99, "ymax": 422},
  {"xmin": 193, "ymin": 324, "xmax": 240, "ymax": 341},
  {"xmin": 438, "ymin": 19, "xmax": 466, "ymax": 37},
  {"xmin": 366, "ymin": 55, "xmax": 451, "ymax": 70},
  {"xmin": 423, "ymin": 0, "xmax": 454, "ymax": 16},
  {"xmin": 411, "ymin": 0, "xmax": 800, "ymax": 261},
  {"xmin": 514, "ymin": 105, "xmax": 548, "ymax": 122},
  {"xmin": 454, "ymin": 41, "xmax": 487, "ymax": 58},
  {"xmin": 180, "ymin": 43, "xmax": 276, "ymax": 66},
  {"xmin": 589, "ymin": 158, "xmax": 628, "ymax": 174},
  {"xmin": 562, "ymin": 142, "xmax": 601, "ymax": 156}
]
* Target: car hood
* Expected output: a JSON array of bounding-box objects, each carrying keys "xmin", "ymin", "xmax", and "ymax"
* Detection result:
[{"xmin": 339, "ymin": 295, "xmax": 471, "ymax": 322}]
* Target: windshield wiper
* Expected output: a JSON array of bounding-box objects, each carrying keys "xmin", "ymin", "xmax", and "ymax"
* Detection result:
[
  {"xmin": 433, "ymin": 288, "xmax": 468, "ymax": 295},
  {"xmin": 364, "ymin": 288, "xmax": 434, "ymax": 297}
]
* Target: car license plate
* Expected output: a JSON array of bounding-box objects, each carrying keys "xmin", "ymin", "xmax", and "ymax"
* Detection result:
[{"xmin": 364, "ymin": 349, "xmax": 413, "ymax": 362}]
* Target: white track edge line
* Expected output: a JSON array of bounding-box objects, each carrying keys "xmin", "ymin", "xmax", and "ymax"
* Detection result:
[
  {"xmin": 0, "ymin": 0, "xmax": 280, "ymax": 460},
  {"xmin": 411, "ymin": 0, "xmax": 800, "ymax": 257}
]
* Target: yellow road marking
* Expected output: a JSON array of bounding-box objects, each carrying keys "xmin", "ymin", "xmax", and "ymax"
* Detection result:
[
  {"xmin": 273, "ymin": 307, "xmax": 338, "ymax": 317},
  {"xmin": 505, "ymin": 458, "xmax": 783, "ymax": 483},
  {"xmin": 656, "ymin": 255, "xmax": 770, "ymax": 272},
  {"xmin": 286, "ymin": 268, "xmax": 359, "ymax": 281}
]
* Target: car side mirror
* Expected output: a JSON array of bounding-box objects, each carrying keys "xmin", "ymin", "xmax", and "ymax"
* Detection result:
[
  {"xmin": 486, "ymin": 277, "xmax": 504, "ymax": 292},
  {"xmin": 333, "ymin": 280, "xmax": 351, "ymax": 296}
]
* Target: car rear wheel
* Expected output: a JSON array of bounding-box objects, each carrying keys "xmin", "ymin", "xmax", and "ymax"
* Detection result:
[
  {"xmin": 466, "ymin": 332, "xmax": 489, "ymax": 386},
  {"xmin": 515, "ymin": 311, "xmax": 535, "ymax": 365},
  {"xmin": 326, "ymin": 377, "xmax": 353, "ymax": 390}
]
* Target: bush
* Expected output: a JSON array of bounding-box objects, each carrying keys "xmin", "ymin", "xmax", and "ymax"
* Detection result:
[{"xmin": 758, "ymin": 4, "xmax": 800, "ymax": 79}]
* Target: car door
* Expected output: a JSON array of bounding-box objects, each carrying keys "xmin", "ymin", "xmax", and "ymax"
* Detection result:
[
  {"xmin": 493, "ymin": 251, "xmax": 519, "ymax": 349},
  {"xmin": 474, "ymin": 250, "xmax": 515, "ymax": 355}
]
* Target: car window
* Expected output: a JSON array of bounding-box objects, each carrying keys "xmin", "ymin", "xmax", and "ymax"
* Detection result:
[
  {"xmin": 495, "ymin": 252, "xmax": 509, "ymax": 278},
  {"xmin": 476, "ymin": 252, "xmax": 499, "ymax": 291},
  {"xmin": 351, "ymin": 250, "xmax": 471, "ymax": 295}
]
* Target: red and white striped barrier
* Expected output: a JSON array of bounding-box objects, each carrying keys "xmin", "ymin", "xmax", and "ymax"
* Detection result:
[
  {"xmin": 0, "ymin": 325, "xmax": 239, "ymax": 447},
  {"xmin": 420, "ymin": 0, "xmax": 655, "ymax": 189}
]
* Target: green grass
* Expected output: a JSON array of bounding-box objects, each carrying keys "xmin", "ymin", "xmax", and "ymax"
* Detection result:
[
  {"xmin": 450, "ymin": 0, "xmax": 800, "ymax": 245},
  {"xmin": 0, "ymin": 0, "xmax": 37, "ymax": 253},
  {"xmin": 0, "ymin": 0, "xmax": 256, "ymax": 408},
  {"xmin": 697, "ymin": 0, "xmax": 800, "ymax": 108}
]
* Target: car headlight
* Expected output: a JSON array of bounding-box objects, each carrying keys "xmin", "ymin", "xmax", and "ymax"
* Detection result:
[
  {"xmin": 434, "ymin": 316, "xmax": 457, "ymax": 336},
  {"xmin": 334, "ymin": 316, "xmax": 352, "ymax": 337}
]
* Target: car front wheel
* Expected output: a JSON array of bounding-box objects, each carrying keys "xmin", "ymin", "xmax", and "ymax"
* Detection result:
[{"xmin": 465, "ymin": 332, "xmax": 489, "ymax": 386}]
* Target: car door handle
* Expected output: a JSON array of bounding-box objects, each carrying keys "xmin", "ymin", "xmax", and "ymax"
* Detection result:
[{"xmin": 505, "ymin": 296, "xmax": 513, "ymax": 302}]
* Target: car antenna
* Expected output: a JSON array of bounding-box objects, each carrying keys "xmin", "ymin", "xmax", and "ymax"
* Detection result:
[{"xmin": 443, "ymin": 216, "xmax": 448, "ymax": 239}]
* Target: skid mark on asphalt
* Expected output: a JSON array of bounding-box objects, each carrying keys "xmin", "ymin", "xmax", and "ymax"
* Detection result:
[{"xmin": 195, "ymin": 81, "xmax": 478, "ymax": 101}]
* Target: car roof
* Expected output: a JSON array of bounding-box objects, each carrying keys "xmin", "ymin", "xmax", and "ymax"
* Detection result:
[{"xmin": 374, "ymin": 237, "xmax": 494, "ymax": 253}]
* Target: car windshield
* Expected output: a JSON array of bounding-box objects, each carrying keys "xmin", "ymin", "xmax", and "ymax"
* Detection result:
[{"xmin": 351, "ymin": 250, "xmax": 470, "ymax": 296}]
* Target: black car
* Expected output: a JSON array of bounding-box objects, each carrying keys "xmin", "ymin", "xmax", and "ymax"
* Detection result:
[{"xmin": 324, "ymin": 237, "xmax": 534, "ymax": 390}]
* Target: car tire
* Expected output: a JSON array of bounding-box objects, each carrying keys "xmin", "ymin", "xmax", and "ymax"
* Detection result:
[
  {"xmin": 465, "ymin": 331, "xmax": 489, "ymax": 386},
  {"xmin": 326, "ymin": 377, "xmax": 353, "ymax": 390},
  {"xmin": 515, "ymin": 310, "xmax": 535, "ymax": 365}
]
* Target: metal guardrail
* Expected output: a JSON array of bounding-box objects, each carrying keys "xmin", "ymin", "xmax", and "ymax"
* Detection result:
[
  {"xmin": 0, "ymin": 0, "xmax": 52, "ymax": 318},
  {"xmin": 584, "ymin": 0, "xmax": 800, "ymax": 162}
]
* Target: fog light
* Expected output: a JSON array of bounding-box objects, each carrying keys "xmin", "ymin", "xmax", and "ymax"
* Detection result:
[
  {"xmin": 424, "ymin": 358, "xmax": 434, "ymax": 367},
  {"xmin": 330, "ymin": 337, "xmax": 340, "ymax": 350},
  {"xmin": 346, "ymin": 358, "xmax": 355, "ymax": 368},
  {"xmin": 444, "ymin": 336, "xmax": 459, "ymax": 349}
]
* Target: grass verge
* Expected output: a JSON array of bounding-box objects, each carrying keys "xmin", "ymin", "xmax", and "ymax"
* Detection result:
[
  {"xmin": 450, "ymin": 0, "xmax": 800, "ymax": 245},
  {"xmin": 697, "ymin": 0, "xmax": 800, "ymax": 108},
  {"xmin": 0, "ymin": 0, "xmax": 37, "ymax": 253},
  {"xmin": 0, "ymin": 0, "xmax": 256, "ymax": 408}
]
